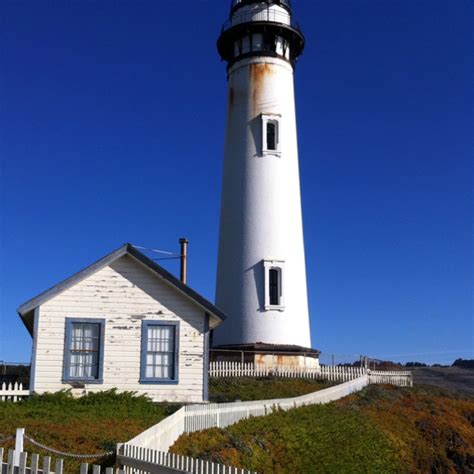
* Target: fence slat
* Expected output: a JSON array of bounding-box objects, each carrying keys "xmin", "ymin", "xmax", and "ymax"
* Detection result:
[
  {"xmin": 19, "ymin": 452, "xmax": 27, "ymax": 474},
  {"xmin": 30, "ymin": 453, "xmax": 39, "ymax": 474},
  {"xmin": 55, "ymin": 458, "xmax": 64, "ymax": 474},
  {"xmin": 43, "ymin": 456, "xmax": 51, "ymax": 474}
]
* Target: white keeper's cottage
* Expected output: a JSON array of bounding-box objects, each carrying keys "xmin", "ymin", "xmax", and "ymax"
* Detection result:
[{"xmin": 17, "ymin": 244, "xmax": 226, "ymax": 403}]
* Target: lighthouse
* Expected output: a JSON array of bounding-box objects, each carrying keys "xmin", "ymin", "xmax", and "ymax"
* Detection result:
[{"xmin": 213, "ymin": 0, "xmax": 315, "ymax": 361}]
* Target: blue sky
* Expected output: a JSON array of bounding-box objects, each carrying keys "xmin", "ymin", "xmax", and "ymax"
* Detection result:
[{"xmin": 1, "ymin": 0, "xmax": 472, "ymax": 365}]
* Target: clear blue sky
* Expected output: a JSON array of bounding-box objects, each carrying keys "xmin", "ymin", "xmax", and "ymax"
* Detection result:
[{"xmin": 1, "ymin": 0, "xmax": 472, "ymax": 365}]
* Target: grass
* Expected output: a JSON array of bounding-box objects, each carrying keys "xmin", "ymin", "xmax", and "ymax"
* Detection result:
[{"xmin": 171, "ymin": 384, "xmax": 474, "ymax": 473}]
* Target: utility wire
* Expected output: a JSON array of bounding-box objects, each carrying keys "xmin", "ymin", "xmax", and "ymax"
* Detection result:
[
  {"xmin": 132, "ymin": 245, "xmax": 179, "ymax": 256},
  {"xmin": 152, "ymin": 257, "xmax": 181, "ymax": 261}
]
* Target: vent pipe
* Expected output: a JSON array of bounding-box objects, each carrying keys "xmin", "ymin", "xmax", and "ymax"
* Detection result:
[{"xmin": 179, "ymin": 238, "xmax": 189, "ymax": 284}]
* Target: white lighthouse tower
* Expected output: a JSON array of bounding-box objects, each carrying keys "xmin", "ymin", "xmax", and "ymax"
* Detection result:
[{"xmin": 214, "ymin": 0, "xmax": 314, "ymax": 358}]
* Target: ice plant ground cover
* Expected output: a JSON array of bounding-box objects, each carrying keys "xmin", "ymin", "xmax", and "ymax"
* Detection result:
[
  {"xmin": 0, "ymin": 390, "xmax": 180, "ymax": 473},
  {"xmin": 0, "ymin": 378, "xmax": 331, "ymax": 473},
  {"xmin": 171, "ymin": 384, "xmax": 474, "ymax": 473}
]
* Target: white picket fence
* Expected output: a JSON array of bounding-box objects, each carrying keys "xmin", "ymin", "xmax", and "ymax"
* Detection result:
[
  {"xmin": 124, "ymin": 375, "xmax": 370, "ymax": 455},
  {"xmin": 0, "ymin": 447, "xmax": 64, "ymax": 474},
  {"xmin": 118, "ymin": 444, "xmax": 256, "ymax": 474},
  {"xmin": 0, "ymin": 448, "xmax": 125, "ymax": 474},
  {"xmin": 0, "ymin": 382, "xmax": 29, "ymax": 401},
  {"xmin": 209, "ymin": 361, "xmax": 368, "ymax": 382},
  {"xmin": 369, "ymin": 370, "xmax": 413, "ymax": 387}
]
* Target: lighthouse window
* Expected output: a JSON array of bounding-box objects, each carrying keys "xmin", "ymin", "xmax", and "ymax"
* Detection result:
[
  {"xmin": 263, "ymin": 259, "xmax": 285, "ymax": 310},
  {"xmin": 275, "ymin": 36, "xmax": 284, "ymax": 56},
  {"xmin": 253, "ymin": 33, "xmax": 263, "ymax": 51},
  {"xmin": 283, "ymin": 39, "xmax": 290, "ymax": 59},
  {"xmin": 267, "ymin": 122, "xmax": 277, "ymax": 150},
  {"xmin": 242, "ymin": 36, "xmax": 251, "ymax": 54},
  {"xmin": 261, "ymin": 114, "xmax": 281, "ymax": 155},
  {"xmin": 269, "ymin": 269, "xmax": 280, "ymax": 305}
]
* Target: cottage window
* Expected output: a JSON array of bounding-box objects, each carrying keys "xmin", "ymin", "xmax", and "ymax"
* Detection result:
[
  {"xmin": 262, "ymin": 260, "xmax": 285, "ymax": 310},
  {"xmin": 261, "ymin": 114, "xmax": 281, "ymax": 155},
  {"xmin": 140, "ymin": 321, "xmax": 179, "ymax": 384},
  {"xmin": 63, "ymin": 318, "xmax": 105, "ymax": 383}
]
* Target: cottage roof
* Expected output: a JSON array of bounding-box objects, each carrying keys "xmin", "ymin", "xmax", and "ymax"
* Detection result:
[{"xmin": 17, "ymin": 243, "xmax": 226, "ymax": 335}]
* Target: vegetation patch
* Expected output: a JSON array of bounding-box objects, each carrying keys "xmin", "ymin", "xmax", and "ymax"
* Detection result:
[
  {"xmin": 0, "ymin": 390, "xmax": 180, "ymax": 473},
  {"xmin": 0, "ymin": 378, "xmax": 327, "ymax": 472},
  {"xmin": 209, "ymin": 377, "xmax": 332, "ymax": 402},
  {"xmin": 341, "ymin": 384, "xmax": 474, "ymax": 473},
  {"xmin": 171, "ymin": 385, "xmax": 474, "ymax": 473}
]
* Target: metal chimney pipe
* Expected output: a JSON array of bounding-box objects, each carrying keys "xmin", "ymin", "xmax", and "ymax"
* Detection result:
[{"xmin": 179, "ymin": 238, "xmax": 189, "ymax": 284}]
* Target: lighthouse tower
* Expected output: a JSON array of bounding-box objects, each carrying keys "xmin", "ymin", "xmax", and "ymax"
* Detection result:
[{"xmin": 214, "ymin": 0, "xmax": 313, "ymax": 354}]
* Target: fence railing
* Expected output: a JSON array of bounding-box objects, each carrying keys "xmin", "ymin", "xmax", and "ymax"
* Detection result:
[
  {"xmin": 125, "ymin": 375, "xmax": 370, "ymax": 454},
  {"xmin": 222, "ymin": 7, "xmax": 300, "ymax": 32},
  {"xmin": 118, "ymin": 445, "xmax": 256, "ymax": 474},
  {"xmin": 0, "ymin": 382, "xmax": 29, "ymax": 402}
]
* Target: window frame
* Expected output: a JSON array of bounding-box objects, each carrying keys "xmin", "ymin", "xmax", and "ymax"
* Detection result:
[
  {"xmin": 63, "ymin": 317, "xmax": 105, "ymax": 384},
  {"xmin": 261, "ymin": 114, "xmax": 282, "ymax": 156},
  {"xmin": 140, "ymin": 320, "xmax": 180, "ymax": 385},
  {"xmin": 262, "ymin": 259, "xmax": 285, "ymax": 311}
]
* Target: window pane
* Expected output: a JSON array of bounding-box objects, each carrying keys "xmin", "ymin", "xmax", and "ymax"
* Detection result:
[
  {"xmin": 269, "ymin": 268, "xmax": 280, "ymax": 305},
  {"xmin": 144, "ymin": 324, "xmax": 176, "ymax": 381},
  {"xmin": 69, "ymin": 322, "xmax": 101, "ymax": 379},
  {"xmin": 267, "ymin": 122, "xmax": 277, "ymax": 151},
  {"xmin": 253, "ymin": 33, "xmax": 263, "ymax": 51}
]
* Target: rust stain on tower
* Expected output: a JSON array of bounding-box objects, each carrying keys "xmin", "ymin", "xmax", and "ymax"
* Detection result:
[{"xmin": 250, "ymin": 63, "xmax": 275, "ymax": 110}]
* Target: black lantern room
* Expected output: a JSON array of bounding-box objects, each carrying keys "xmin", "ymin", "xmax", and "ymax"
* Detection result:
[{"xmin": 217, "ymin": 0, "xmax": 305, "ymax": 67}]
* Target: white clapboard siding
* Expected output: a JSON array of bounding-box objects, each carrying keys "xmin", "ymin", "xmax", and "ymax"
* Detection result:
[
  {"xmin": 0, "ymin": 382, "xmax": 30, "ymax": 401},
  {"xmin": 34, "ymin": 255, "xmax": 208, "ymax": 403},
  {"xmin": 126, "ymin": 375, "xmax": 370, "ymax": 452}
]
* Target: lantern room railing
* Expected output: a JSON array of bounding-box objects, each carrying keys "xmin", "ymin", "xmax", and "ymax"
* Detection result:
[
  {"xmin": 222, "ymin": 7, "xmax": 301, "ymax": 33},
  {"xmin": 231, "ymin": 0, "xmax": 292, "ymax": 10}
]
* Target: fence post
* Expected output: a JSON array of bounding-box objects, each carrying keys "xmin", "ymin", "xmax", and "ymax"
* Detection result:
[{"xmin": 14, "ymin": 428, "xmax": 24, "ymax": 467}]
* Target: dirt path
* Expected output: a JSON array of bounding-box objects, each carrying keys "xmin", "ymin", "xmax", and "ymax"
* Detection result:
[{"xmin": 411, "ymin": 367, "xmax": 474, "ymax": 395}]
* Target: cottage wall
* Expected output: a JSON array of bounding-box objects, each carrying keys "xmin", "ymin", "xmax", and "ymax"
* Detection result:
[{"xmin": 34, "ymin": 255, "xmax": 208, "ymax": 403}]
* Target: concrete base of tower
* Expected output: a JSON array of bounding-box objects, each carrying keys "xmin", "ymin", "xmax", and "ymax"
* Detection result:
[{"xmin": 210, "ymin": 343, "xmax": 321, "ymax": 369}]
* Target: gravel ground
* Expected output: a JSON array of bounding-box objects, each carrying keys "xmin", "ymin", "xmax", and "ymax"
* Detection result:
[{"xmin": 411, "ymin": 367, "xmax": 474, "ymax": 395}]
